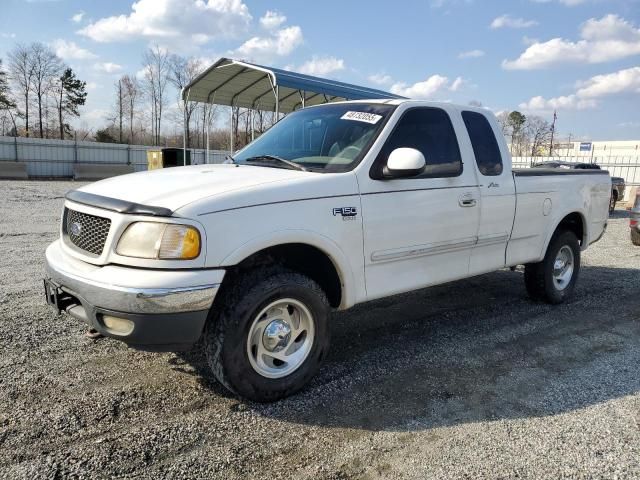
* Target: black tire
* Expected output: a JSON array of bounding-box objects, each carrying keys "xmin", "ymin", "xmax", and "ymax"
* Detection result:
[
  {"xmin": 204, "ymin": 267, "xmax": 330, "ymax": 402},
  {"xmin": 524, "ymin": 230, "xmax": 581, "ymax": 304},
  {"xmin": 632, "ymin": 229, "xmax": 640, "ymax": 246}
]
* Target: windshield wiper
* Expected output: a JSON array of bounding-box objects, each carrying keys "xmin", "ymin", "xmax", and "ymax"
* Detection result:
[
  {"xmin": 223, "ymin": 154, "xmax": 236, "ymax": 164},
  {"xmin": 244, "ymin": 155, "xmax": 307, "ymax": 172}
]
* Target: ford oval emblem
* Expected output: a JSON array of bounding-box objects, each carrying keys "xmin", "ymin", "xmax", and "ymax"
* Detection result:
[{"xmin": 70, "ymin": 222, "xmax": 83, "ymax": 236}]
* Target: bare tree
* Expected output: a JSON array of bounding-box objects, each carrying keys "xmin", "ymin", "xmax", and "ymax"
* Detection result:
[
  {"xmin": 496, "ymin": 111, "xmax": 510, "ymax": 138},
  {"xmin": 114, "ymin": 78, "xmax": 124, "ymax": 143},
  {"xmin": 121, "ymin": 74, "xmax": 140, "ymax": 144},
  {"xmin": 525, "ymin": 116, "xmax": 552, "ymax": 156},
  {"xmin": 8, "ymin": 44, "xmax": 36, "ymax": 137},
  {"xmin": 30, "ymin": 42, "xmax": 62, "ymax": 138},
  {"xmin": 142, "ymin": 45, "xmax": 170, "ymax": 145},
  {"xmin": 0, "ymin": 59, "xmax": 18, "ymax": 136},
  {"xmin": 168, "ymin": 54, "xmax": 203, "ymax": 148}
]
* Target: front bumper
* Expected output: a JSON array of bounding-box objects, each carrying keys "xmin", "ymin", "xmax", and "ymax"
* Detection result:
[{"xmin": 45, "ymin": 240, "xmax": 224, "ymax": 350}]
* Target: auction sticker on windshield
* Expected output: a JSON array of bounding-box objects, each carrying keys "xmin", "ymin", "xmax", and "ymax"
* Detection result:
[{"xmin": 340, "ymin": 111, "xmax": 382, "ymax": 124}]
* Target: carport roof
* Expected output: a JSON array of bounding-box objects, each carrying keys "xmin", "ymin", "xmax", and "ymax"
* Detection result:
[{"xmin": 182, "ymin": 57, "xmax": 404, "ymax": 113}]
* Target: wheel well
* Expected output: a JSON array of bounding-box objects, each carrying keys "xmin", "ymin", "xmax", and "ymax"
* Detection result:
[
  {"xmin": 227, "ymin": 243, "xmax": 343, "ymax": 308},
  {"xmin": 556, "ymin": 212, "xmax": 585, "ymax": 246},
  {"xmin": 612, "ymin": 189, "xmax": 619, "ymax": 200}
]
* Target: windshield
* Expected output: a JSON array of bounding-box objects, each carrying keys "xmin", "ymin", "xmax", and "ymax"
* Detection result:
[{"xmin": 233, "ymin": 103, "xmax": 396, "ymax": 172}]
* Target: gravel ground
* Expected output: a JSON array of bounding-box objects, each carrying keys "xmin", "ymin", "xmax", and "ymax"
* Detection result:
[{"xmin": 0, "ymin": 179, "xmax": 639, "ymax": 480}]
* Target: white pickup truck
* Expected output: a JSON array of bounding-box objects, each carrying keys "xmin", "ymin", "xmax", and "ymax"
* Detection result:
[{"xmin": 45, "ymin": 100, "xmax": 611, "ymax": 401}]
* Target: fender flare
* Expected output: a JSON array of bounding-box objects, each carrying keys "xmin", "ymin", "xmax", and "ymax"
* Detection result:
[
  {"xmin": 219, "ymin": 229, "xmax": 358, "ymax": 309},
  {"xmin": 539, "ymin": 209, "xmax": 588, "ymax": 259}
]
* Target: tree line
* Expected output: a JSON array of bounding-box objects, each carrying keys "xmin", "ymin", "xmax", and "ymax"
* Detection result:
[
  {"xmin": 496, "ymin": 110, "xmax": 566, "ymax": 157},
  {"xmin": 0, "ymin": 43, "xmax": 87, "ymax": 140},
  {"xmin": 0, "ymin": 42, "xmax": 563, "ymax": 155}
]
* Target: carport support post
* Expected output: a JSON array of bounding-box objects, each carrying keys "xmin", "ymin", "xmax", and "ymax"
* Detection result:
[
  {"xmin": 183, "ymin": 88, "xmax": 190, "ymax": 166},
  {"xmin": 206, "ymin": 105, "xmax": 210, "ymax": 164},
  {"xmin": 230, "ymin": 104, "xmax": 234, "ymax": 154}
]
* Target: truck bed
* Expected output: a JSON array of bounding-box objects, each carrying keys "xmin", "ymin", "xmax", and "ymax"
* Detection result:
[
  {"xmin": 507, "ymin": 168, "xmax": 611, "ymax": 267},
  {"xmin": 513, "ymin": 168, "xmax": 610, "ymax": 177}
]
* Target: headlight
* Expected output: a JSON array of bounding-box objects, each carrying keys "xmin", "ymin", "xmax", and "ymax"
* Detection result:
[{"xmin": 116, "ymin": 222, "xmax": 201, "ymax": 260}]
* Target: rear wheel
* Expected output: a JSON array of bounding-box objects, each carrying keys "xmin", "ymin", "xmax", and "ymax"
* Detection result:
[
  {"xmin": 524, "ymin": 230, "xmax": 580, "ymax": 304},
  {"xmin": 204, "ymin": 267, "xmax": 330, "ymax": 402},
  {"xmin": 632, "ymin": 229, "xmax": 640, "ymax": 246}
]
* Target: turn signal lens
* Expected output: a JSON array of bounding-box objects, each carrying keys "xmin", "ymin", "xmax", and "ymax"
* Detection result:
[
  {"xmin": 159, "ymin": 225, "xmax": 200, "ymax": 259},
  {"xmin": 117, "ymin": 222, "xmax": 201, "ymax": 260}
]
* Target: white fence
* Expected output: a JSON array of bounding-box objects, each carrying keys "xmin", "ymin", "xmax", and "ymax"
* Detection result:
[
  {"xmin": 0, "ymin": 136, "xmax": 639, "ymax": 200},
  {"xmin": 0, "ymin": 136, "xmax": 228, "ymax": 178}
]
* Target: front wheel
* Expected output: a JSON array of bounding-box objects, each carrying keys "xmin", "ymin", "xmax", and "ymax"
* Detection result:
[
  {"xmin": 204, "ymin": 267, "xmax": 330, "ymax": 402},
  {"xmin": 524, "ymin": 230, "xmax": 581, "ymax": 304}
]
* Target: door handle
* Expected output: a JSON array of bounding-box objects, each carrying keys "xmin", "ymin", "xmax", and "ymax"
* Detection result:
[{"xmin": 458, "ymin": 194, "xmax": 477, "ymax": 207}]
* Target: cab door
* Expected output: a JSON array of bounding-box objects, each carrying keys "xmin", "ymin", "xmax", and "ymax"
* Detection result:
[
  {"xmin": 460, "ymin": 110, "xmax": 516, "ymax": 275},
  {"xmin": 356, "ymin": 106, "xmax": 481, "ymax": 301}
]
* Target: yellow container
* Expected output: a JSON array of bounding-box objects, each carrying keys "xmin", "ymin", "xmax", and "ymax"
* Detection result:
[{"xmin": 147, "ymin": 150, "xmax": 163, "ymax": 170}]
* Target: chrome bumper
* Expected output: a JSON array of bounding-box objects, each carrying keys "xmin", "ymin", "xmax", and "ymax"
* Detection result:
[{"xmin": 45, "ymin": 240, "xmax": 222, "ymax": 314}]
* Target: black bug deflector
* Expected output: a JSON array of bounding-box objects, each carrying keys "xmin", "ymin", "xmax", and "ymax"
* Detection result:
[{"xmin": 65, "ymin": 190, "xmax": 173, "ymax": 217}]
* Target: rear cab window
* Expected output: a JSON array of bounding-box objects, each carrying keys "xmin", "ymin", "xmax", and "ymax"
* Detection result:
[{"xmin": 462, "ymin": 111, "xmax": 503, "ymax": 176}]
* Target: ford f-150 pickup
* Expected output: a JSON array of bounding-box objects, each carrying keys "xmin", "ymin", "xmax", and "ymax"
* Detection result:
[{"xmin": 44, "ymin": 100, "xmax": 611, "ymax": 401}]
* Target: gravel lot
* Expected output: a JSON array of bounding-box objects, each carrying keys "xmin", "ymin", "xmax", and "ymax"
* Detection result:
[{"xmin": 1, "ymin": 179, "xmax": 639, "ymax": 480}]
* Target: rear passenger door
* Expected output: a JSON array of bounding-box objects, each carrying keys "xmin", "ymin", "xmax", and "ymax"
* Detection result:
[{"xmin": 461, "ymin": 110, "xmax": 516, "ymax": 275}]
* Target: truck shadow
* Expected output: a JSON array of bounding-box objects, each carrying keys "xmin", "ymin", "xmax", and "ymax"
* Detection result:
[{"xmin": 174, "ymin": 265, "xmax": 640, "ymax": 432}]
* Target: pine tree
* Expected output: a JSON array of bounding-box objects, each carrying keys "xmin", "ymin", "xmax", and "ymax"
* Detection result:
[{"xmin": 56, "ymin": 68, "xmax": 87, "ymax": 139}]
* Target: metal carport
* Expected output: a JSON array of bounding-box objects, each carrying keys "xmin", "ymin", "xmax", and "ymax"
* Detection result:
[{"xmin": 181, "ymin": 57, "xmax": 403, "ymax": 158}]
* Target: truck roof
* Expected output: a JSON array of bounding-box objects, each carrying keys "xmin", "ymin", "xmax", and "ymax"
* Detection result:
[{"xmin": 309, "ymin": 98, "xmax": 493, "ymax": 115}]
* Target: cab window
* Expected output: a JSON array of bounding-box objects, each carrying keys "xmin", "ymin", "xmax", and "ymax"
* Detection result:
[
  {"xmin": 373, "ymin": 107, "xmax": 462, "ymax": 179},
  {"xmin": 462, "ymin": 111, "xmax": 503, "ymax": 176}
]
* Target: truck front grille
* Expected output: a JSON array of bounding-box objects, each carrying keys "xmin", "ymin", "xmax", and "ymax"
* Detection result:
[{"xmin": 63, "ymin": 208, "xmax": 111, "ymax": 256}]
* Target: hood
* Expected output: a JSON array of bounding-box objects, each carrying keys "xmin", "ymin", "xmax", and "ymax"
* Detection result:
[{"xmin": 75, "ymin": 164, "xmax": 315, "ymax": 212}]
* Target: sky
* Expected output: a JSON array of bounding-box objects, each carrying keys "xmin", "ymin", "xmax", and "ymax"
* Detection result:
[{"xmin": 1, "ymin": 0, "xmax": 639, "ymax": 140}]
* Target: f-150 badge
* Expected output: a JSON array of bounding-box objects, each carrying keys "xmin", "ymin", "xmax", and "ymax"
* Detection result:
[{"xmin": 333, "ymin": 207, "xmax": 358, "ymax": 221}]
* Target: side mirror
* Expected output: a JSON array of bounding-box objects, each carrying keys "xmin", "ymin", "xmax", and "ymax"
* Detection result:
[{"xmin": 383, "ymin": 148, "xmax": 426, "ymax": 178}]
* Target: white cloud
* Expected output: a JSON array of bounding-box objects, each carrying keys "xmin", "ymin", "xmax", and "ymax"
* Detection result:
[
  {"xmin": 85, "ymin": 82, "xmax": 99, "ymax": 91},
  {"xmin": 51, "ymin": 39, "xmax": 97, "ymax": 60},
  {"xmin": 368, "ymin": 73, "xmax": 393, "ymax": 85},
  {"xmin": 618, "ymin": 121, "xmax": 640, "ymax": 128},
  {"xmin": 390, "ymin": 75, "xmax": 459, "ymax": 99},
  {"xmin": 503, "ymin": 14, "xmax": 640, "ymax": 69},
  {"xmin": 575, "ymin": 66, "xmax": 640, "ymax": 98},
  {"xmin": 450, "ymin": 76, "xmax": 465, "ymax": 91},
  {"xmin": 1, "ymin": 33, "xmax": 16, "ymax": 39},
  {"xmin": 71, "ymin": 11, "xmax": 85, "ymax": 23},
  {"xmin": 94, "ymin": 62, "xmax": 123, "ymax": 74},
  {"xmin": 519, "ymin": 95, "xmax": 596, "ymax": 111},
  {"xmin": 259, "ymin": 10, "xmax": 286, "ymax": 30},
  {"xmin": 296, "ymin": 56, "xmax": 345, "ymax": 76},
  {"xmin": 490, "ymin": 14, "xmax": 538, "ymax": 29},
  {"xmin": 519, "ymin": 66, "xmax": 640, "ymax": 111},
  {"xmin": 234, "ymin": 25, "xmax": 303, "ymax": 61},
  {"xmin": 458, "ymin": 49, "xmax": 485, "ymax": 59},
  {"xmin": 531, "ymin": 0, "xmax": 586, "ymax": 5},
  {"xmin": 78, "ymin": 0, "xmax": 251, "ymax": 43}
]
